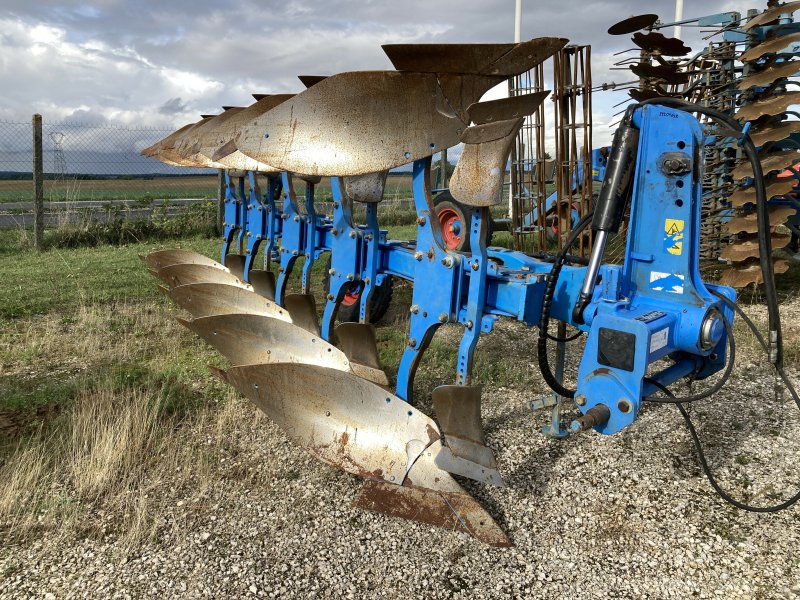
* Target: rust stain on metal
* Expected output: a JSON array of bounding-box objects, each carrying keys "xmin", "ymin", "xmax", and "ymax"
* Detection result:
[
  {"xmin": 731, "ymin": 150, "xmax": 800, "ymax": 179},
  {"xmin": 724, "ymin": 205, "xmax": 796, "ymax": 234},
  {"xmin": 728, "ymin": 179, "xmax": 796, "ymax": 208},
  {"xmin": 743, "ymin": 2, "xmax": 800, "ymax": 31},
  {"xmin": 720, "ymin": 233, "xmax": 791, "ymax": 262},
  {"xmin": 450, "ymin": 118, "xmax": 523, "ymax": 207},
  {"xmin": 741, "ymin": 32, "xmax": 800, "ymax": 62},
  {"xmin": 721, "ymin": 259, "xmax": 790, "ymax": 287},
  {"xmin": 738, "ymin": 61, "xmax": 800, "ymax": 90},
  {"xmin": 735, "ymin": 91, "xmax": 800, "ymax": 122},
  {"xmin": 381, "ymin": 37, "xmax": 566, "ymax": 76},
  {"xmin": 353, "ymin": 480, "xmax": 511, "ymax": 547},
  {"xmin": 466, "ymin": 91, "xmax": 549, "ymax": 125}
]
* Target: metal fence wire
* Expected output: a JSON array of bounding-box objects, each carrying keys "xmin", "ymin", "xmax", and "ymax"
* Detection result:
[{"xmin": 0, "ymin": 118, "xmax": 217, "ymax": 206}]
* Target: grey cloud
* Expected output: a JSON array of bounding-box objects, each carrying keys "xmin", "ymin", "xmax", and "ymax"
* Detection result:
[
  {"xmin": 158, "ymin": 97, "xmax": 188, "ymax": 115},
  {"xmin": 0, "ymin": 0, "xmax": 758, "ymax": 146}
]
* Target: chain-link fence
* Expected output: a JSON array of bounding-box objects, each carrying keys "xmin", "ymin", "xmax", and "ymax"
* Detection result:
[
  {"xmin": 0, "ymin": 117, "xmax": 218, "ymax": 207},
  {"xmin": 0, "ymin": 116, "xmax": 223, "ymax": 246}
]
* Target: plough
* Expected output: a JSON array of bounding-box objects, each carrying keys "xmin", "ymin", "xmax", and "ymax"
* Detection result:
[{"xmin": 141, "ymin": 33, "xmax": 797, "ymax": 545}]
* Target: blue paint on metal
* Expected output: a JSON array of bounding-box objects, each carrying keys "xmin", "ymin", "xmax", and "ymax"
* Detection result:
[
  {"xmin": 275, "ymin": 173, "xmax": 305, "ymax": 305},
  {"xmin": 575, "ymin": 105, "xmax": 736, "ymax": 434},
  {"xmin": 220, "ymin": 103, "xmax": 736, "ymax": 437}
]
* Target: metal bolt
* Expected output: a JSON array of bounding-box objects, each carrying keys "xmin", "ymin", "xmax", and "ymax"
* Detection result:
[
  {"xmin": 365, "ymin": 234, "xmax": 373, "ymax": 241},
  {"xmin": 410, "ymin": 305, "xmax": 420, "ymax": 314},
  {"xmin": 407, "ymin": 337, "xmax": 417, "ymax": 347},
  {"xmin": 333, "ymin": 202, "xmax": 339, "ymax": 209},
  {"xmin": 293, "ymin": 215, "xmax": 300, "ymax": 222},
  {"xmin": 326, "ymin": 293, "xmax": 334, "ymax": 300},
  {"xmin": 331, "ymin": 228, "xmax": 339, "ymax": 235},
  {"xmin": 618, "ymin": 399, "xmax": 632, "ymax": 414},
  {"xmin": 438, "ymin": 313, "xmax": 448, "ymax": 323},
  {"xmin": 346, "ymin": 273, "xmax": 354, "ymax": 281},
  {"xmin": 278, "ymin": 267, "xmax": 285, "ymax": 273},
  {"xmin": 441, "ymin": 256, "xmax": 454, "ymax": 268},
  {"xmin": 416, "ymin": 216, "xmax": 426, "ymax": 226},
  {"xmin": 414, "ymin": 251, "xmax": 424, "ymax": 261},
  {"xmin": 575, "ymin": 394, "xmax": 586, "ymax": 406},
  {"xmin": 349, "ymin": 231, "xmax": 356, "ymax": 239},
  {"xmin": 328, "ymin": 268, "xmax": 336, "ymax": 275},
  {"xmin": 471, "ymin": 261, "xmax": 479, "ymax": 271},
  {"xmin": 364, "ymin": 277, "xmax": 370, "ymax": 284},
  {"xmin": 465, "ymin": 320, "xmax": 474, "ymax": 330},
  {"xmin": 292, "ymin": 250, "xmax": 299, "ymax": 256}
]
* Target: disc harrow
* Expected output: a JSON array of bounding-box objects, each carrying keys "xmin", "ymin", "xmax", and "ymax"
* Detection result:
[
  {"xmin": 605, "ymin": 4, "xmax": 800, "ymax": 287},
  {"xmin": 139, "ymin": 33, "xmax": 796, "ymax": 544}
]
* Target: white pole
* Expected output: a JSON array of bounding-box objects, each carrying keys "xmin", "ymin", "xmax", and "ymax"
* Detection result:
[{"xmin": 674, "ymin": 0, "xmax": 684, "ymax": 40}]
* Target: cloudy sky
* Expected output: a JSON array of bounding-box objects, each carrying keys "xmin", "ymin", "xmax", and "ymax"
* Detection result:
[{"xmin": 0, "ymin": 0, "xmax": 759, "ymax": 154}]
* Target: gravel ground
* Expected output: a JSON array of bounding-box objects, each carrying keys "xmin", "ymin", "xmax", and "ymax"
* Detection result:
[{"xmin": 2, "ymin": 302, "xmax": 800, "ymax": 599}]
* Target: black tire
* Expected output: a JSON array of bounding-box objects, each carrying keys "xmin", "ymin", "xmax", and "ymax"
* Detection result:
[
  {"xmin": 322, "ymin": 256, "xmax": 393, "ymax": 324},
  {"xmin": 433, "ymin": 191, "xmax": 494, "ymax": 252}
]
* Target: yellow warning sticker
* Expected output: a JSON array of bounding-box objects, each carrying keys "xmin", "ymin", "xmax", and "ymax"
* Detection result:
[{"xmin": 664, "ymin": 218, "xmax": 684, "ymax": 256}]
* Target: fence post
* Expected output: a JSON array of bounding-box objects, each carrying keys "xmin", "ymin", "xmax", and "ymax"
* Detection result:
[
  {"xmin": 32, "ymin": 114, "xmax": 44, "ymax": 250},
  {"xmin": 217, "ymin": 169, "xmax": 225, "ymax": 236}
]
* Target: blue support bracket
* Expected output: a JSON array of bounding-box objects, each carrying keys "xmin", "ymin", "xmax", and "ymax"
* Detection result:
[
  {"xmin": 301, "ymin": 181, "xmax": 318, "ymax": 295},
  {"xmin": 275, "ymin": 172, "xmax": 305, "ymax": 305},
  {"xmin": 454, "ymin": 207, "xmax": 490, "ymax": 385},
  {"xmin": 220, "ymin": 171, "xmax": 242, "ymax": 264},
  {"xmin": 395, "ymin": 158, "xmax": 462, "ymax": 402},
  {"xmin": 243, "ymin": 172, "xmax": 283, "ymax": 281},
  {"xmin": 235, "ymin": 175, "xmax": 248, "ymax": 256},
  {"xmin": 358, "ymin": 202, "xmax": 381, "ymax": 323},
  {"xmin": 321, "ymin": 178, "xmax": 362, "ymax": 341}
]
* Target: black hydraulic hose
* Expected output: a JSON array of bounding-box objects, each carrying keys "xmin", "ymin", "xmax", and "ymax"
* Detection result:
[
  {"xmin": 645, "ymin": 378, "xmax": 800, "ymax": 512},
  {"xmin": 537, "ymin": 211, "xmax": 594, "ymax": 399},
  {"xmin": 708, "ymin": 288, "xmax": 800, "ymax": 413},
  {"xmin": 638, "ymin": 97, "xmax": 782, "ymax": 368},
  {"xmin": 545, "ymin": 328, "xmax": 584, "ymax": 343}
]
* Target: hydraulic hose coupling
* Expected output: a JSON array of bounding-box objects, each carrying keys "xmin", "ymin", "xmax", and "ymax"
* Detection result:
[
  {"xmin": 570, "ymin": 404, "xmax": 611, "ymax": 433},
  {"xmin": 572, "ymin": 106, "xmax": 640, "ymax": 325}
]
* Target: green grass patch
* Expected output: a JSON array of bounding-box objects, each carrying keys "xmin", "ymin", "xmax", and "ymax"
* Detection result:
[
  {"xmin": 0, "ymin": 378, "xmax": 77, "ymax": 412},
  {"xmin": 0, "ymin": 234, "xmax": 219, "ymax": 319}
]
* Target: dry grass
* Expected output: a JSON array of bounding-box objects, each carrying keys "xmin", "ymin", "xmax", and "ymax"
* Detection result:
[
  {"xmin": 0, "ymin": 381, "xmax": 254, "ymax": 550},
  {"xmin": 0, "ymin": 296, "xmax": 242, "ymax": 549}
]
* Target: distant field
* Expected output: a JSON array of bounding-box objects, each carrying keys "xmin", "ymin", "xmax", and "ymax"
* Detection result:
[
  {"xmin": 0, "ymin": 173, "xmax": 415, "ymax": 204},
  {"xmin": 0, "ymin": 176, "xmax": 219, "ymax": 204}
]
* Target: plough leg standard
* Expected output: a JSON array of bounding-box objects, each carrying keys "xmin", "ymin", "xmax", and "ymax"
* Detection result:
[{"xmin": 141, "ymin": 36, "xmax": 797, "ymax": 546}]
